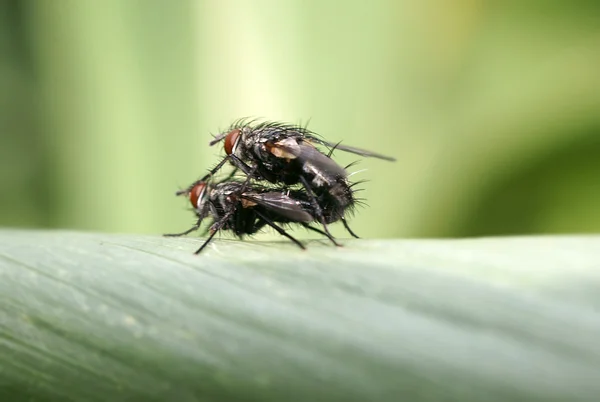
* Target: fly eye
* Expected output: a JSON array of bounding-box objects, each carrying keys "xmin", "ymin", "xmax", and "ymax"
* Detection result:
[
  {"xmin": 224, "ymin": 128, "xmax": 241, "ymax": 155},
  {"xmin": 189, "ymin": 182, "xmax": 207, "ymax": 209}
]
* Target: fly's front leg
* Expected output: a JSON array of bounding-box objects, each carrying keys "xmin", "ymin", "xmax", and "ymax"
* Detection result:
[
  {"xmin": 175, "ymin": 157, "xmax": 231, "ymax": 196},
  {"xmin": 164, "ymin": 217, "xmax": 203, "ymax": 237},
  {"xmin": 230, "ymin": 155, "xmax": 259, "ymax": 179},
  {"xmin": 194, "ymin": 208, "xmax": 235, "ymax": 254}
]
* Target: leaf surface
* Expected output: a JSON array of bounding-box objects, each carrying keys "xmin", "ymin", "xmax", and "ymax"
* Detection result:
[{"xmin": 1, "ymin": 230, "xmax": 599, "ymax": 401}]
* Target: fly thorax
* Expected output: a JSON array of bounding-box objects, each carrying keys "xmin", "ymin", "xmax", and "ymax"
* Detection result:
[{"xmin": 255, "ymin": 141, "xmax": 270, "ymax": 162}]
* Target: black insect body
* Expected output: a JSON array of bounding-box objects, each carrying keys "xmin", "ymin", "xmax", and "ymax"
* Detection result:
[
  {"xmin": 295, "ymin": 176, "xmax": 362, "ymax": 238},
  {"xmin": 327, "ymin": 182, "xmax": 361, "ymax": 234},
  {"xmin": 180, "ymin": 120, "xmax": 395, "ymax": 243},
  {"xmin": 165, "ymin": 180, "xmax": 341, "ymax": 254}
]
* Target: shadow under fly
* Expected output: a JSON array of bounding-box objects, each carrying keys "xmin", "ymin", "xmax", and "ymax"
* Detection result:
[
  {"xmin": 178, "ymin": 119, "xmax": 396, "ymax": 244},
  {"xmin": 165, "ymin": 179, "xmax": 344, "ymax": 254}
]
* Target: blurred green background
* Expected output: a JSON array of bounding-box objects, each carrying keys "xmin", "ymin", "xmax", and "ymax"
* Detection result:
[{"xmin": 1, "ymin": 0, "xmax": 599, "ymax": 240}]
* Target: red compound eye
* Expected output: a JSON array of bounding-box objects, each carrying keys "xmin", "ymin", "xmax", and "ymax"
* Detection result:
[
  {"xmin": 224, "ymin": 129, "xmax": 241, "ymax": 155},
  {"xmin": 189, "ymin": 182, "xmax": 206, "ymax": 209}
]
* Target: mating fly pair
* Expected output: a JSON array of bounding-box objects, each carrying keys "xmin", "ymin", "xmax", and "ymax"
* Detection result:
[{"xmin": 166, "ymin": 119, "xmax": 396, "ymax": 254}]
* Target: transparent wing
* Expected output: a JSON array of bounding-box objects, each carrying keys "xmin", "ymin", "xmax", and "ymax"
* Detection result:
[{"xmin": 306, "ymin": 137, "xmax": 397, "ymax": 162}]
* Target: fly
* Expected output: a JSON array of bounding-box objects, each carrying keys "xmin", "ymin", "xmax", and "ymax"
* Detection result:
[
  {"xmin": 178, "ymin": 119, "xmax": 394, "ymax": 244},
  {"xmin": 165, "ymin": 179, "xmax": 345, "ymax": 254}
]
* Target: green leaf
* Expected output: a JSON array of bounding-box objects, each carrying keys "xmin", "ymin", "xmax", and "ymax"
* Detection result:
[{"xmin": 1, "ymin": 230, "xmax": 600, "ymax": 401}]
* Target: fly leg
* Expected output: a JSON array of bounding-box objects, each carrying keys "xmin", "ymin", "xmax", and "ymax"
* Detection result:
[
  {"xmin": 194, "ymin": 208, "xmax": 235, "ymax": 254},
  {"xmin": 164, "ymin": 218, "xmax": 203, "ymax": 237},
  {"xmin": 254, "ymin": 210, "xmax": 306, "ymax": 250},
  {"xmin": 341, "ymin": 216, "xmax": 359, "ymax": 238},
  {"xmin": 175, "ymin": 157, "xmax": 231, "ymax": 196},
  {"xmin": 194, "ymin": 227, "xmax": 219, "ymax": 254},
  {"xmin": 220, "ymin": 166, "xmax": 239, "ymax": 182},
  {"xmin": 178, "ymin": 155, "xmax": 262, "ymax": 198},
  {"xmin": 230, "ymin": 155, "xmax": 265, "ymax": 180},
  {"xmin": 176, "ymin": 154, "xmax": 254, "ymax": 197},
  {"xmin": 299, "ymin": 176, "xmax": 341, "ymax": 247},
  {"xmin": 300, "ymin": 223, "xmax": 340, "ymax": 245}
]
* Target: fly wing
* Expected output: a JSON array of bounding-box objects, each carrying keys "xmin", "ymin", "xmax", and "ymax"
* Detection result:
[
  {"xmin": 297, "ymin": 143, "xmax": 348, "ymax": 179},
  {"xmin": 306, "ymin": 137, "xmax": 396, "ymax": 162},
  {"xmin": 241, "ymin": 191, "xmax": 314, "ymax": 222}
]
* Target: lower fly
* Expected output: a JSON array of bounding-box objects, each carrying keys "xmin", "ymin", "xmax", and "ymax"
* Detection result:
[{"xmin": 164, "ymin": 179, "xmax": 348, "ymax": 254}]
